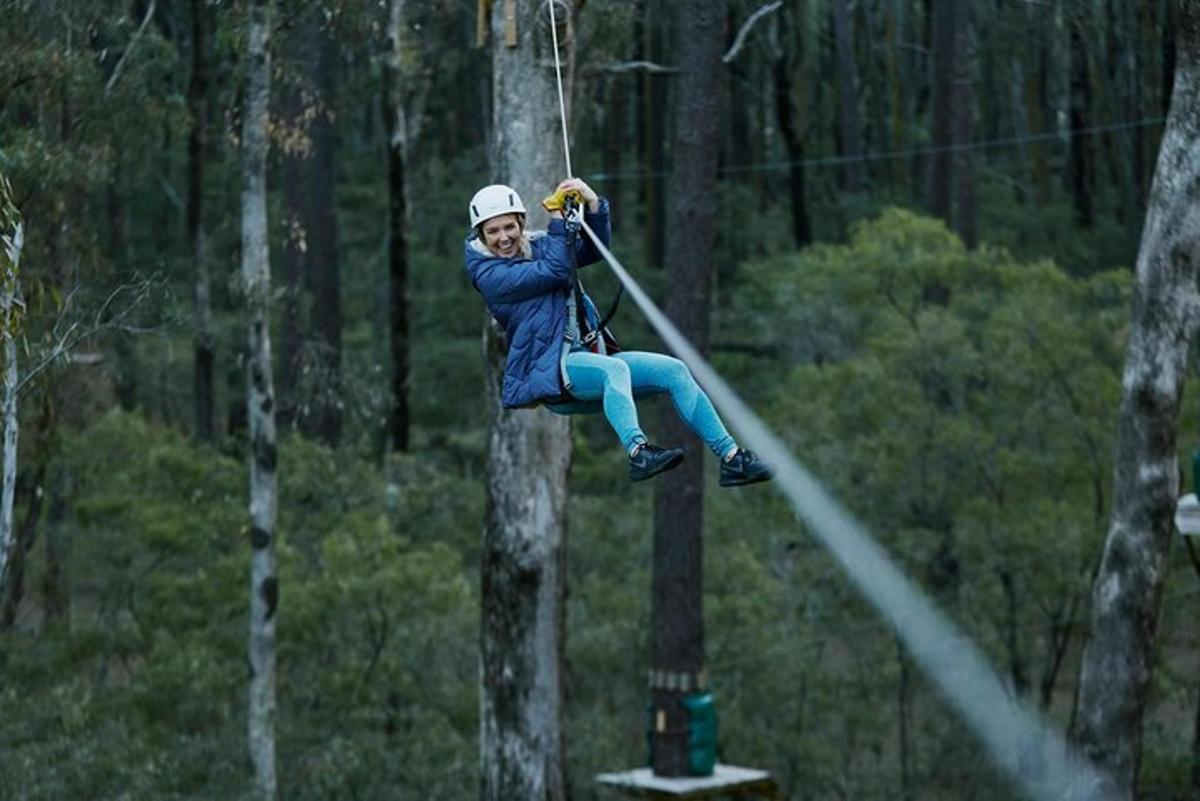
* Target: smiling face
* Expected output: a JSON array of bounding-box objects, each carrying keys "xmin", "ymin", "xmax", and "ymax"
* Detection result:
[{"xmin": 480, "ymin": 213, "xmax": 524, "ymax": 258}]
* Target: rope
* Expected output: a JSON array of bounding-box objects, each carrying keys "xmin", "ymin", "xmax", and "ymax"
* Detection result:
[
  {"xmin": 590, "ymin": 116, "xmax": 1167, "ymax": 182},
  {"xmin": 547, "ymin": 0, "xmax": 573, "ymax": 178},
  {"xmin": 542, "ymin": 10, "xmax": 1113, "ymax": 801}
]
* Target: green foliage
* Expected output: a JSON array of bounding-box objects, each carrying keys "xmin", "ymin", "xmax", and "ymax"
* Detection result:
[
  {"xmin": 705, "ymin": 209, "xmax": 1134, "ymax": 794},
  {"xmin": 974, "ymin": 174, "xmax": 1135, "ymax": 278},
  {"xmin": 0, "ymin": 0, "xmax": 1188, "ymax": 794},
  {"xmin": 0, "ymin": 411, "xmax": 479, "ymax": 799}
]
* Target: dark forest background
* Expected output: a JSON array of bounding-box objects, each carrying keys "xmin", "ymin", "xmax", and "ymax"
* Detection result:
[{"xmin": 1, "ymin": 1, "xmax": 1198, "ymax": 799}]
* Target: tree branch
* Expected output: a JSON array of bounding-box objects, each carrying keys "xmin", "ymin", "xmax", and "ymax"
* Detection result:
[
  {"xmin": 583, "ymin": 0, "xmax": 784, "ymax": 78},
  {"xmin": 579, "ymin": 60, "xmax": 679, "ymax": 76},
  {"xmin": 104, "ymin": 0, "xmax": 158, "ymax": 96},
  {"xmin": 15, "ymin": 278, "xmax": 158, "ymax": 397},
  {"xmin": 272, "ymin": 0, "xmax": 323, "ymax": 36},
  {"xmin": 723, "ymin": 0, "xmax": 784, "ymax": 65}
]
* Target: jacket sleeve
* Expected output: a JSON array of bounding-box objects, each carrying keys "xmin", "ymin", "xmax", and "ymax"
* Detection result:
[
  {"xmin": 574, "ymin": 198, "xmax": 611, "ymax": 268},
  {"xmin": 465, "ymin": 232, "xmax": 574, "ymax": 305}
]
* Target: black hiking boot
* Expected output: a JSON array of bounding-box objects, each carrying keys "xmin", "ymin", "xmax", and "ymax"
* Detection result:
[
  {"xmin": 719, "ymin": 448, "xmax": 775, "ymax": 487},
  {"xmin": 628, "ymin": 443, "xmax": 684, "ymax": 483}
]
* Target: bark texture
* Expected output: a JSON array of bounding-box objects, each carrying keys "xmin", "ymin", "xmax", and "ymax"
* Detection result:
[
  {"xmin": 772, "ymin": 0, "xmax": 811, "ymax": 248},
  {"xmin": 0, "ymin": 192, "xmax": 21, "ymax": 611},
  {"xmin": 1068, "ymin": 13, "xmax": 1095, "ymax": 227},
  {"xmin": 0, "ymin": 326, "xmax": 16, "ymax": 599},
  {"xmin": 385, "ymin": 0, "xmax": 411, "ymax": 454},
  {"xmin": 0, "ymin": 396, "xmax": 49, "ymax": 628},
  {"xmin": 188, "ymin": 0, "xmax": 215, "ymax": 442},
  {"xmin": 279, "ymin": 7, "xmax": 342, "ymax": 446},
  {"xmin": 1070, "ymin": 6, "xmax": 1200, "ymax": 797},
  {"xmin": 241, "ymin": 2, "xmax": 278, "ymax": 796},
  {"xmin": 478, "ymin": 2, "xmax": 575, "ymax": 799},
  {"xmin": 831, "ymin": 0, "xmax": 863, "ymax": 191},
  {"xmin": 928, "ymin": 0, "xmax": 954, "ymax": 221},
  {"xmin": 42, "ymin": 462, "xmax": 70, "ymax": 625},
  {"xmin": 635, "ymin": 0, "xmax": 667, "ymax": 267},
  {"xmin": 0, "ymin": 330, "xmax": 16, "ymax": 613},
  {"xmin": 950, "ymin": 0, "xmax": 975, "ymax": 248},
  {"xmin": 650, "ymin": 0, "xmax": 724, "ymax": 778}
]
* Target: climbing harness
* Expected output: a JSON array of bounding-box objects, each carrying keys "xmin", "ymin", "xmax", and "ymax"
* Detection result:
[{"xmin": 550, "ymin": 178, "xmax": 623, "ymax": 356}]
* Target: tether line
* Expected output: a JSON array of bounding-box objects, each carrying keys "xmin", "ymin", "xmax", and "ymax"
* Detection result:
[{"xmin": 547, "ymin": 0, "xmax": 573, "ymax": 178}]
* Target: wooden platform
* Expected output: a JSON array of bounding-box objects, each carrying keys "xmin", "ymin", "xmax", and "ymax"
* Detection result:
[{"xmin": 595, "ymin": 764, "xmax": 781, "ymax": 800}]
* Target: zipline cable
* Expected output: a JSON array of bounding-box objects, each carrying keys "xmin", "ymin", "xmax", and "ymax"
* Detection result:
[
  {"xmin": 590, "ymin": 116, "xmax": 1167, "ymax": 182},
  {"xmin": 547, "ymin": 0, "xmax": 573, "ymax": 179},
  {"xmin": 543, "ymin": 5, "xmax": 1114, "ymax": 799},
  {"xmin": 578, "ymin": 217, "xmax": 1112, "ymax": 801}
]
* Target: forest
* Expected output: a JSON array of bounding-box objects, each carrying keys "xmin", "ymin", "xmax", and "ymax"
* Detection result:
[{"xmin": 1, "ymin": 0, "xmax": 1198, "ymax": 799}]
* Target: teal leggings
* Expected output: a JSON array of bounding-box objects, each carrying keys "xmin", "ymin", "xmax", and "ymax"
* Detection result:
[{"xmin": 546, "ymin": 350, "xmax": 737, "ymax": 458}]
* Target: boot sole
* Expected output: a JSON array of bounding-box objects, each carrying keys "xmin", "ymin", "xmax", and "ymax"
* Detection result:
[
  {"xmin": 630, "ymin": 451, "xmax": 684, "ymax": 483},
  {"xmin": 719, "ymin": 471, "xmax": 774, "ymax": 488}
]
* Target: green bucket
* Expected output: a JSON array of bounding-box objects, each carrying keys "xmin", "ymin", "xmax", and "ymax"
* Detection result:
[{"xmin": 681, "ymin": 692, "xmax": 717, "ymax": 776}]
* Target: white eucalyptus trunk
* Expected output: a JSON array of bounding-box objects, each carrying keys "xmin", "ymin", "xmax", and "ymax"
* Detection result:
[
  {"xmin": 0, "ymin": 208, "xmax": 21, "ymax": 607},
  {"xmin": 241, "ymin": 2, "xmax": 278, "ymax": 797},
  {"xmin": 0, "ymin": 297, "xmax": 17, "ymax": 605},
  {"xmin": 479, "ymin": 2, "xmax": 576, "ymax": 799},
  {"xmin": 1071, "ymin": 5, "xmax": 1200, "ymax": 798}
]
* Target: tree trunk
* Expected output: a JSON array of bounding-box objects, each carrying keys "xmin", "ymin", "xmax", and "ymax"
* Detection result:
[
  {"xmin": 0, "ymin": 284, "xmax": 17, "ymax": 612},
  {"xmin": 385, "ymin": 0, "xmax": 411, "ymax": 454},
  {"xmin": 42, "ymin": 461, "xmax": 70, "ymax": 625},
  {"xmin": 1070, "ymin": 6, "xmax": 1200, "ymax": 797},
  {"xmin": 601, "ymin": 75, "xmax": 626, "ymax": 204},
  {"xmin": 1193, "ymin": 672, "xmax": 1200, "ymax": 797},
  {"xmin": 188, "ymin": 0, "xmax": 215, "ymax": 442},
  {"xmin": 951, "ymin": 0, "xmax": 975, "ymax": 247},
  {"xmin": 651, "ymin": 0, "xmax": 724, "ymax": 778},
  {"xmin": 1, "ymin": 463, "xmax": 45, "ymax": 629},
  {"xmin": 897, "ymin": 638, "xmax": 912, "ymax": 801},
  {"xmin": 635, "ymin": 0, "xmax": 666, "ymax": 268},
  {"xmin": 1019, "ymin": 0, "xmax": 1053, "ymax": 207},
  {"xmin": 831, "ymin": 0, "xmax": 864, "ymax": 191},
  {"xmin": 1067, "ymin": 14, "xmax": 1094, "ymax": 227},
  {"xmin": 1133, "ymin": 2, "xmax": 1152, "ymax": 214},
  {"xmin": 928, "ymin": 0, "xmax": 954, "ymax": 222},
  {"xmin": 305, "ymin": 16, "xmax": 342, "ymax": 447},
  {"xmin": 241, "ymin": 1, "xmax": 278, "ymax": 796},
  {"xmin": 773, "ymin": 0, "xmax": 811, "ymax": 248},
  {"xmin": 887, "ymin": 0, "xmax": 908, "ymax": 191},
  {"xmin": 478, "ymin": 2, "xmax": 575, "ymax": 799},
  {"xmin": 723, "ymin": 6, "xmax": 753, "ymax": 182},
  {"xmin": 0, "ymin": 395, "xmax": 50, "ymax": 628},
  {"xmin": 107, "ymin": 154, "xmax": 139, "ymax": 412},
  {"xmin": 907, "ymin": 0, "xmax": 929, "ymax": 200},
  {"xmin": 0, "ymin": 190, "xmax": 22, "ymax": 615},
  {"xmin": 279, "ymin": 8, "xmax": 342, "ymax": 446},
  {"xmin": 279, "ymin": 72, "xmax": 305, "ymax": 433},
  {"xmin": 1165, "ymin": 0, "xmax": 1179, "ymax": 117}
]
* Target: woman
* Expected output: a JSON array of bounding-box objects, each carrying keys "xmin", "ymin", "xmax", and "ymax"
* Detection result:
[{"xmin": 464, "ymin": 178, "xmax": 772, "ymax": 486}]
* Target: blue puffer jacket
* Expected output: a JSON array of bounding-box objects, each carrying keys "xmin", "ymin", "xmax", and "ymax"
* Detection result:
[{"xmin": 464, "ymin": 199, "xmax": 612, "ymax": 409}]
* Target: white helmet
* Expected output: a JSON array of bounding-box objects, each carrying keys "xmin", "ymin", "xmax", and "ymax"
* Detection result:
[{"xmin": 469, "ymin": 184, "xmax": 526, "ymax": 228}]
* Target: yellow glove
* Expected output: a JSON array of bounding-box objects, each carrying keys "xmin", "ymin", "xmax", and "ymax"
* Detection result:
[{"xmin": 541, "ymin": 187, "xmax": 584, "ymax": 214}]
